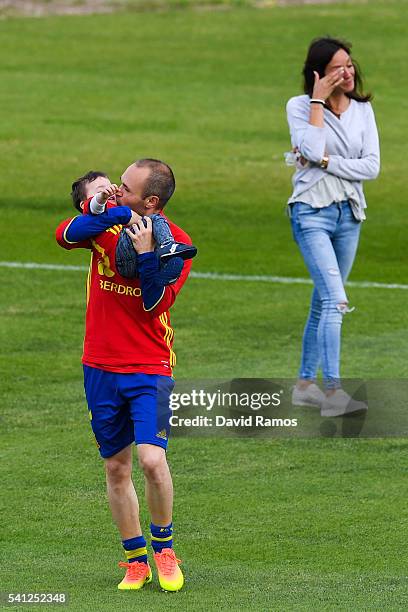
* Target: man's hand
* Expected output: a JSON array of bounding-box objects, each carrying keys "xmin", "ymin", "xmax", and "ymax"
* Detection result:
[
  {"xmin": 97, "ymin": 184, "xmax": 123, "ymax": 205},
  {"xmin": 125, "ymin": 216, "xmax": 155, "ymax": 254},
  {"xmin": 127, "ymin": 210, "xmax": 143, "ymax": 226}
]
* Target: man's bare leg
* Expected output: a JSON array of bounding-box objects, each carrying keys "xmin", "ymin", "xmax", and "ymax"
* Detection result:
[
  {"xmin": 137, "ymin": 444, "xmax": 173, "ymax": 525},
  {"xmin": 135, "ymin": 442, "xmax": 183, "ymax": 592},
  {"xmin": 105, "ymin": 445, "xmax": 142, "ymax": 538}
]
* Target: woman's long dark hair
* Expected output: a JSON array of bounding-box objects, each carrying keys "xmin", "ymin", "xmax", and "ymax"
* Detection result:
[{"xmin": 302, "ymin": 37, "xmax": 372, "ymax": 102}]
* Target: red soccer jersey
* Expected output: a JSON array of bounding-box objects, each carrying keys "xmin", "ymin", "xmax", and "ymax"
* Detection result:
[{"xmin": 55, "ymin": 207, "xmax": 192, "ymax": 376}]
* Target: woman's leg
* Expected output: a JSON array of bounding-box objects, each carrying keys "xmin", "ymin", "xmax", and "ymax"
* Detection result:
[
  {"xmin": 319, "ymin": 203, "xmax": 361, "ymax": 389},
  {"xmin": 291, "ymin": 204, "xmax": 349, "ymax": 389},
  {"xmin": 298, "ymin": 287, "xmax": 321, "ymax": 382},
  {"xmin": 332, "ymin": 203, "xmax": 361, "ymax": 284}
]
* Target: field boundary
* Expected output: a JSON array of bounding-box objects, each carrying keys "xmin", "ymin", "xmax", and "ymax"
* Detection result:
[{"xmin": 1, "ymin": 260, "xmax": 407, "ymax": 290}]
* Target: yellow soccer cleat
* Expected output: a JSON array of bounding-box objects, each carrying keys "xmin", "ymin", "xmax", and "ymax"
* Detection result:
[
  {"xmin": 117, "ymin": 561, "xmax": 152, "ymax": 590},
  {"xmin": 153, "ymin": 548, "xmax": 184, "ymax": 592}
]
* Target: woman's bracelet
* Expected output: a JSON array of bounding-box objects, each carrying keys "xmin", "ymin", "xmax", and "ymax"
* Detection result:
[{"xmin": 310, "ymin": 98, "xmax": 325, "ymax": 106}]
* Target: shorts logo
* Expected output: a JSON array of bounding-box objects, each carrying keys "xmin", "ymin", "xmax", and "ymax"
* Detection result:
[{"xmin": 156, "ymin": 429, "xmax": 168, "ymax": 440}]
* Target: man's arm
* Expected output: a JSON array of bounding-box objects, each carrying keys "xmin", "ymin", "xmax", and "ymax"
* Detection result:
[
  {"xmin": 125, "ymin": 217, "xmax": 192, "ymax": 316},
  {"xmin": 138, "ymin": 253, "xmax": 192, "ymax": 316}
]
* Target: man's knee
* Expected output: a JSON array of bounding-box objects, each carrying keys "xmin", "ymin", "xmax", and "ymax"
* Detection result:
[
  {"xmin": 138, "ymin": 446, "xmax": 167, "ymax": 482},
  {"xmin": 105, "ymin": 452, "xmax": 132, "ymax": 486}
]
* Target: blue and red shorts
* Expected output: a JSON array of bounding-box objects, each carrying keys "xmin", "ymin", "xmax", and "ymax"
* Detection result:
[{"xmin": 83, "ymin": 365, "xmax": 174, "ymax": 458}]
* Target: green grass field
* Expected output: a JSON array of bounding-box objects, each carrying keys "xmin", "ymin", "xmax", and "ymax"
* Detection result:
[{"xmin": 1, "ymin": 1, "xmax": 408, "ymax": 610}]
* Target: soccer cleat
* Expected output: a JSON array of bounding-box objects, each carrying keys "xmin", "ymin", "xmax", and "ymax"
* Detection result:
[
  {"xmin": 117, "ymin": 561, "xmax": 152, "ymax": 590},
  {"xmin": 321, "ymin": 389, "xmax": 368, "ymax": 418},
  {"xmin": 158, "ymin": 242, "xmax": 197, "ymax": 262},
  {"xmin": 292, "ymin": 383, "xmax": 325, "ymax": 407},
  {"xmin": 153, "ymin": 548, "xmax": 184, "ymax": 592}
]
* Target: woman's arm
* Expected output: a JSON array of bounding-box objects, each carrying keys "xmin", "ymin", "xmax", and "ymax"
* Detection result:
[
  {"xmin": 287, "ymin": 69, "xmax": 346, "ymax": 164},
  {"xmin": 286, "ymin": 99, "xmax": 326, "ymax": 163},
  {"xmin": 326, "ymin": 104, "xmax": 380, "ymax": 180}
]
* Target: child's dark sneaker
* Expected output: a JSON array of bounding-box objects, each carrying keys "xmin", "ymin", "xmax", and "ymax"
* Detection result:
[{"xmin": 158, "ymin": 242, "xmax": 197, "ymax": 262}]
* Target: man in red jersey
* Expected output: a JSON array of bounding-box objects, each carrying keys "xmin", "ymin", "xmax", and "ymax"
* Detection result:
[{"xmin": 56, "ymin": 159, "xmax": 191, "ymax": 592}]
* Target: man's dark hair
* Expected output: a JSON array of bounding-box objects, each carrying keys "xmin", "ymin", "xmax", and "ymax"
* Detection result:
[
  {"xmin": 71, "ymin": 171, "xmax": 108, "ymax": 212},
  {"xmin": 135, "ymin": 158, "xmax": 176, "ymax": 208},
  {"xmin": 302, "ymin": 37, "xmax": 372, "ymax": 103}
]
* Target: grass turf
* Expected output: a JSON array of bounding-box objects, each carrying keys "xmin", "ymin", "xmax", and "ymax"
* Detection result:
[{"xmin": 1, "ymin": 1, "xmax": 407, "ymax": 610}]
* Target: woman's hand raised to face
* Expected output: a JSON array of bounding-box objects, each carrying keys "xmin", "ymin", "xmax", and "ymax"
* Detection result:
[{"xmin": 312, "ymin": 68, "xmax": 345, "ymax": 101}]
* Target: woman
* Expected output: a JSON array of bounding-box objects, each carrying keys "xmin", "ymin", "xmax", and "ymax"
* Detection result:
[{"xmin": 286, "ymin": 37, "xmax": 380, "ymax": 417}]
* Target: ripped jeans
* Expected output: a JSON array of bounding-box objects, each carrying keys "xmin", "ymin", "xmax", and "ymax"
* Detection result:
[{"xmin": 290, "ymin": 200, "xmax": 361, "ymax": 389}]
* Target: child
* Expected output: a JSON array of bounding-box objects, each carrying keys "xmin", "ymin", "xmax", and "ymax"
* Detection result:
[{"xmin": 71, "ymin": 171, "xmax": 197, "ymax": 281}]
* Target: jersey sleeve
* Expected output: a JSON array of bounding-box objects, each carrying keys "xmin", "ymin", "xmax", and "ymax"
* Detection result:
[
  {"xmin": 82, "ymin": 196, "xmax": 118, "ymax": 215},
  {"xmin": 56, "ymin": 206, "xmax": 132, "ymax": 250},
  {"xmin": 137, "ymin": 253, "xmax": 192, "ymax": 316},
  {"xmin": 151, "ymin": 259, "xmax": 192, "ymax": 316},
  {"xmin": 135, "ymin": 214, "xmax": 193, "ymax": 316},
  {"xmin": 150, "ymin": 218, "xmax": 193, "ymax": 316},
  {"xmin": 55, "ymin": 217, "xmax": 92, "ymax": 250}
]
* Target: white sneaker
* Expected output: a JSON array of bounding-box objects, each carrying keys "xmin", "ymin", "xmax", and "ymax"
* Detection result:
[
  {"xmin": 292, "ymin": 383, "xmax": 325, "ymax": 407},
  {"xmin": 321, "ymin": 389, "xmax": 368, "ymax": 417}
]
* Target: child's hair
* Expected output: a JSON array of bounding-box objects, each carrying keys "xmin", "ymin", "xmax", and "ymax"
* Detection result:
[{"xmin": 71, "ymin": 171, "xmax": 108, "ymax": 212}]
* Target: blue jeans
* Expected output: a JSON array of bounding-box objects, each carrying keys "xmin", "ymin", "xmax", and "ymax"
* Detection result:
[
  {"xmin": 151, "ymin": 213, "xmax": 173, "ymax": 247},
  {"xmin": 290, "ymin": 201, "xmax": 361, "ymax": 389},
  {"xmin": 115, "ymin": 214, "xmax": 174, "ymax": 278}
]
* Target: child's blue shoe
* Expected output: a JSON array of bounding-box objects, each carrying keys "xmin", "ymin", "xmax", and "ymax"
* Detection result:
[{"xmin": 158, "ymin": 242, "xmax": 197, "ymax": 262}]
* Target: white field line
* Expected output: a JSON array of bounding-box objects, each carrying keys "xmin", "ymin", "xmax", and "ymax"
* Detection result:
[{"xmin": 0, "ymin": 260, "xmax": 407, "ymax": 290}]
